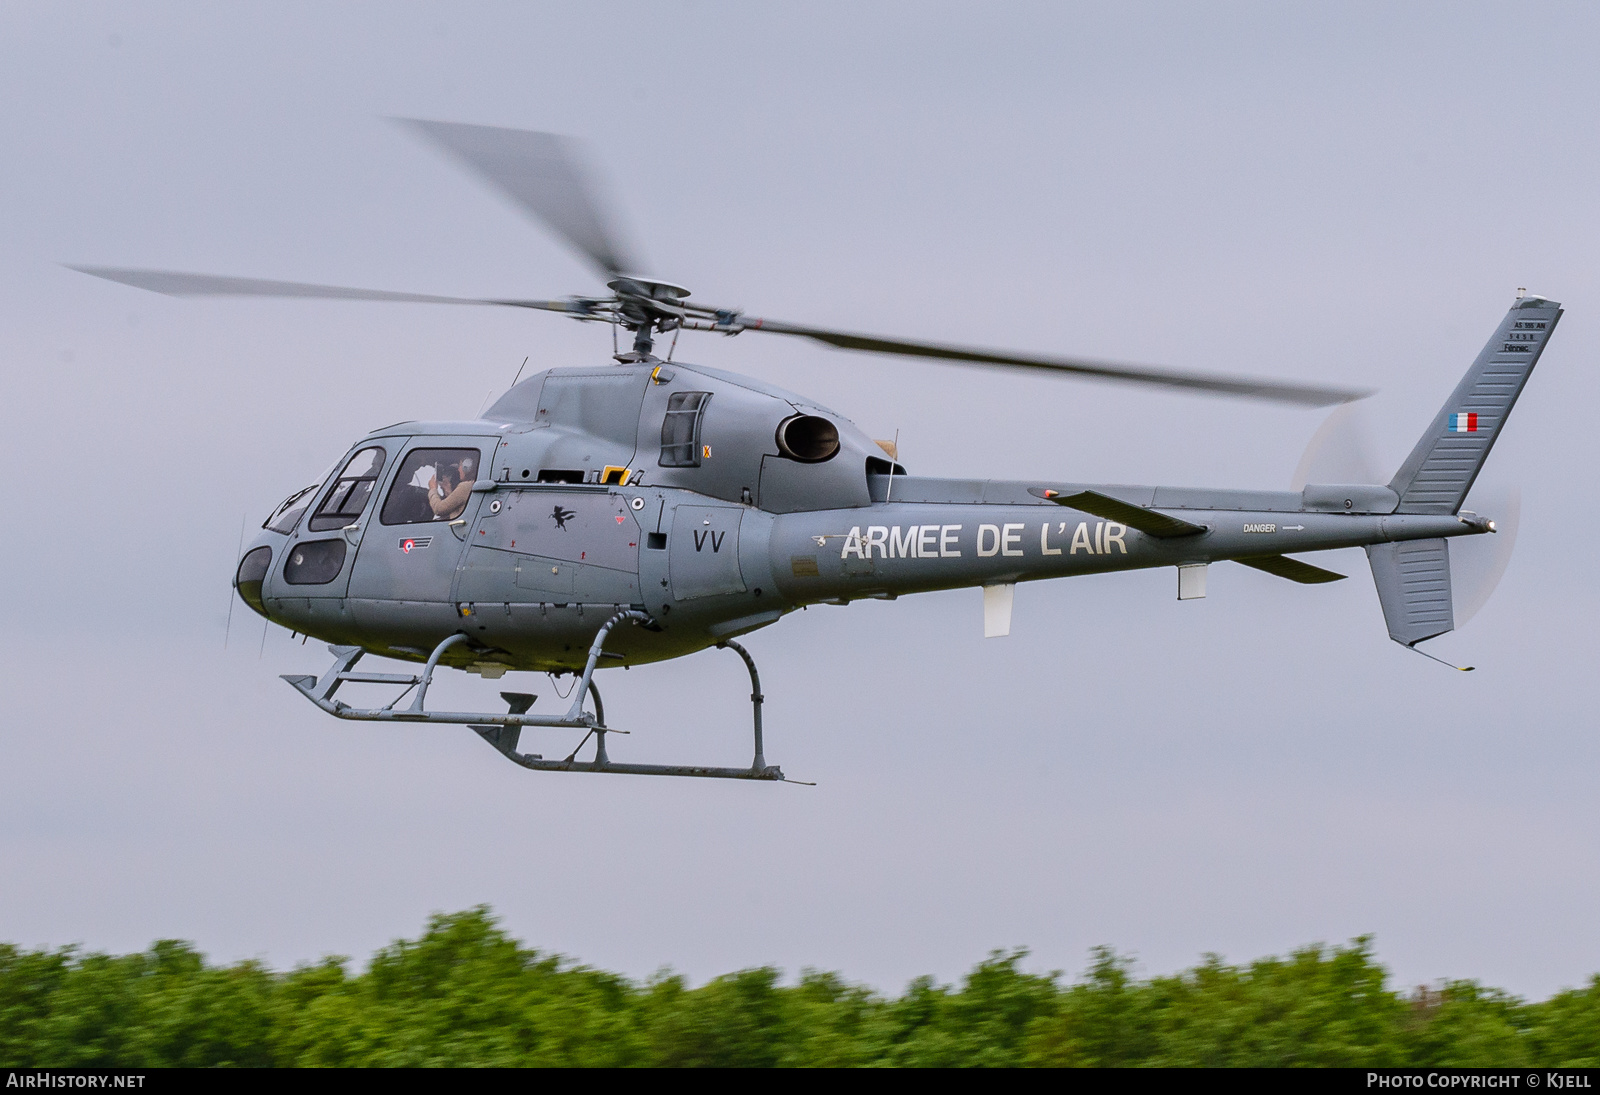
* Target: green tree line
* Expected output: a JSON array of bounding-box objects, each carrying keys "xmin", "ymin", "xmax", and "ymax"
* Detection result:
[{"xmin": 1, "ymin": 908, "xmax": 1596, "ymax": 1066}]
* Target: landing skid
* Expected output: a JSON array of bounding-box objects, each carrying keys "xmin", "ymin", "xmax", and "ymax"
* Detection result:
[{"xmin": 282, "ymin": 610, "xmax": 790, "ymax": 782}]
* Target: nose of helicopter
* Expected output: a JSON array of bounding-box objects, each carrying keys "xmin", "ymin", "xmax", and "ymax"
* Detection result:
[{"xmin": 234, "ymin": 545, "xmax": 272, "ymax": 617}]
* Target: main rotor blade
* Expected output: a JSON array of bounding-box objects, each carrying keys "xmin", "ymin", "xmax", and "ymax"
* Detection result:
[
  {"xmin": 67, "ymin": 266, "xmax": 577, "ymax": 312},
  {"xmin": 396, "ymin": 118, "xmax": 639, "ymax": 279},
  {"xmin": 732, "ymin": 317, "xmax": 1370, "ymax": 407}
]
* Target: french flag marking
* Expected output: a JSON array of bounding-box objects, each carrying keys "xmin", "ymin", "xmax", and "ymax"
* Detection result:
[{"xmin": 1449, "ymin": 412, "xmax": 1479, "ymax": 433}]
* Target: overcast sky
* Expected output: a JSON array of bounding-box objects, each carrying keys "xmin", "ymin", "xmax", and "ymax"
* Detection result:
[{"xmin": 2, "ymin": 1, "xmax": 1597, "ymax": 999}]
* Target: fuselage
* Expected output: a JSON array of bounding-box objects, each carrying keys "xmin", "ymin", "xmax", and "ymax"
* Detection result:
[{"xmin": 235, "ymin": 361, "xmax": 1485, "ymax": 674}]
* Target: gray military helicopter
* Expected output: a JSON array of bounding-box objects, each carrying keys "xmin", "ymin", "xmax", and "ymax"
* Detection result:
[{"xmin": 73, "ymin": 121, "xmax": 1560, "ymax": 782}]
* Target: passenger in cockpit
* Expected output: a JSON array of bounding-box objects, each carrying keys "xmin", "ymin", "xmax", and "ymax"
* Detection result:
[
  {"xmin": 428, "ymin": 454, "xmax": 476, "ymax": 521},
  {"xmin": 380, "ymin": 448, "xmax": 482, "ymax": 526}
]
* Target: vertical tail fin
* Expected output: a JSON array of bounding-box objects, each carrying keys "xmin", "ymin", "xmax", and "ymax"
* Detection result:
[
  {"xmin": 1389, "ymin": 294, "xmax": 1561, "ymax": 515},
  {"xmin": 1367, "ymin": 539, "xmax": 1453, "ymax": 647}
]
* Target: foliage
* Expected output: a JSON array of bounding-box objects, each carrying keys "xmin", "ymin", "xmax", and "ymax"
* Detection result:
[{"xmin": 1, "ymin": 909, "xmax": 1596, "ymax": 1066}]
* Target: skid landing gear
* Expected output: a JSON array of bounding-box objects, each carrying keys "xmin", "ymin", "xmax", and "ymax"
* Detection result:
[{"xmin": 281, "ymin": 611, "xmax": 790, "ymax": 782}]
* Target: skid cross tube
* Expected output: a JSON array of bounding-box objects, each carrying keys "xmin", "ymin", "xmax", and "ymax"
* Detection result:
[
  {"xmin": 281, "ymin": 609, "xmax": 651, "ymax": 730},
  {"xmin": 717, "ymin": 639, "xmax": 766, "ymax": 771},
  {"xmin": 563, "ymin": 609, "xmax": 649, "ymax": 722},
  {"xmin": 473, "ymin": 638, "xmax": 787, "ymax": 781}
]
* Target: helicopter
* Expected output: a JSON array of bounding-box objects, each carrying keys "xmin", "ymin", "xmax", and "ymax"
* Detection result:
[{"xmin": 72, "ymin": 120, "xmax": 1561, "ymax": 783}]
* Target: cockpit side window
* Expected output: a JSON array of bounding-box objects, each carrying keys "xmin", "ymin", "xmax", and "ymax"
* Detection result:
[
  {"xmin": 307, "ymin": 447, "xmax": 387, "ymax": 532},
  {"xmin": 380, "ymin": 448, "xmax": 481, "ymax": 526},
  {"xmin": 659, "ymin": 392, "xmax": 711, "ymax": 467}
]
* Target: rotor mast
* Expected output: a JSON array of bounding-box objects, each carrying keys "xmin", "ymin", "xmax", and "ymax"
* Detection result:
[{"xmin": 605, "ymin": 275, "xmax": 691, "ymax": 360}]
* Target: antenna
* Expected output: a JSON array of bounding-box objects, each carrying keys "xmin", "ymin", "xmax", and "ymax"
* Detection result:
[
  {"xmin": 223, "ymin": 514, "xmax": 245, "ymax": 649},
  {"xmin": 885, "ymin": 429, "xmax": 900, "ymax": 502},
  {"xmin": 1407, "ymin": 644, "xmax": 1474, "ymax": 672}
]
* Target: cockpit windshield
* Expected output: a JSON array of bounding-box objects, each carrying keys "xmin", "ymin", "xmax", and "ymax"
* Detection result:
[
  {"xmin": 263, "ymin": 484, "xmax": 321, "ymax": 535},
  {"xmin": 380, "ymin": 448, "xmax": 480, "ymax": 525}
]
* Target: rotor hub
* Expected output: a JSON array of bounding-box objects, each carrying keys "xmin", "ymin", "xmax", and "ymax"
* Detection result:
[{"xmin": 606, "ymin": 275, "xmax": 690, "ymax": 303}]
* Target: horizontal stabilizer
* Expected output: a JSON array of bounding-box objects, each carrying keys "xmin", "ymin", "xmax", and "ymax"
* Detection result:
[
  {"xmin": 1235, "ymin": 554, "xmax": 1347, "ymax": 584},
  {"xmin": 1044, "ymin": 490, "xmax": 1206, "ymax": 538}
]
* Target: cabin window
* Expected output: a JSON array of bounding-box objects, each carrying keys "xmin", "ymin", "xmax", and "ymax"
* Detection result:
[
  {"xmin": 380, "ymin": 448, "xmax": 482, "ymax": 525},
  {"xmin": 307, "ymin": 447, "xmax": 386, "ymax": 532},
  {"xmin": 659, "ymin": 392, "xmax": 711, "ymax": 467}
]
